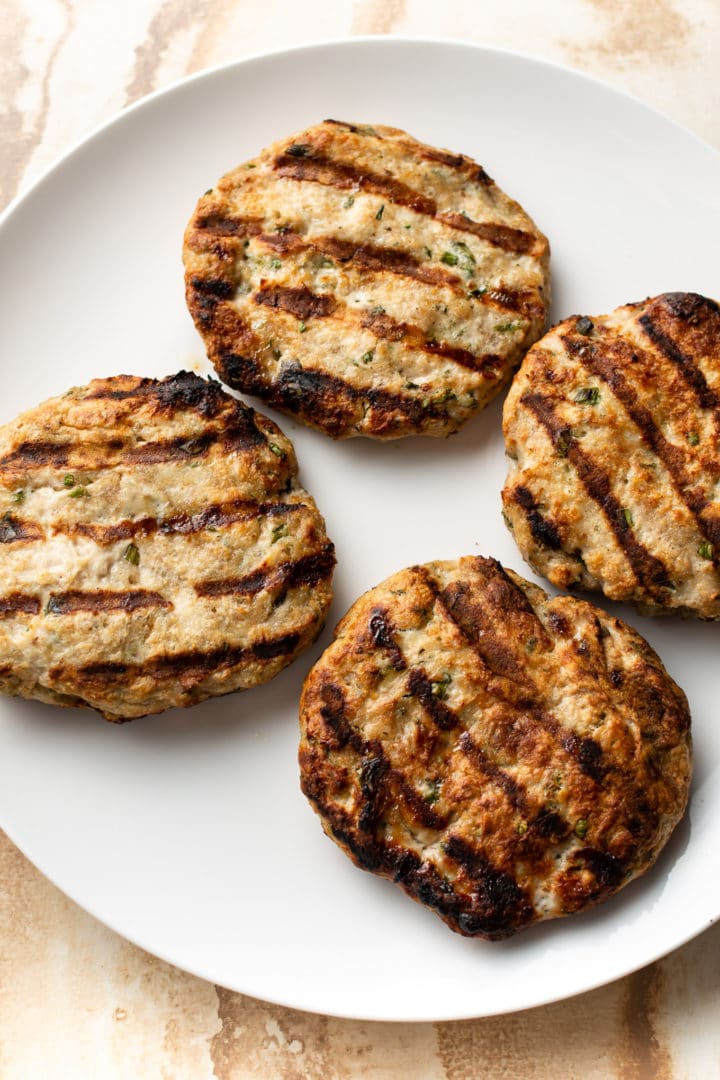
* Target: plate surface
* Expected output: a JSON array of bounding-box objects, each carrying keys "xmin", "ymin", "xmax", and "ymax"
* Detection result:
[{"xmin": 1, "ymin": 39, "xmax": 719, "ymax": 1022}]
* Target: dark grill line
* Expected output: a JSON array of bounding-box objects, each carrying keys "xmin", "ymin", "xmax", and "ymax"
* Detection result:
[
  {"xmin": 82, "ymin": 372, "xmax": 230, "ymax": 419},
  {"xmin": 415, "ymin": 564, "xmax": 606, "ymax": 782},
  {"xmin": 193, "ymin": 213, "xmax": 264, "ymax": 238},
  {"xmin": 195, "ymin": 545, "xmax": 336, "ymax": 598},
  {"xmin": 456, "ymin": 732, "xmax": 532, "ymax": 817},
  {"xmin": 317, "ymin": 682, "xmax": 446, "ymax": 831},
  {"xmin": 442, "ymin": 834, "xmax": 532, "ymax": 930},
  {"xmin": 639, "ymin": 313, "xmax": 719, "ymax": 410},
  {"xmin": 0, "ymin": 514, "xmax": 43, "ymax": 544},
  {"xmin": 252, "ymin": 282, "xmax": 502, "ymax": 374},
  {"xmin": 45, "ymin": 590, "xmax": 172, "ymax": 615},
  {"xmin": 273, "ymin": 150, "xmax": 536, "ymax": 255},
  {"xmin": 0, "ymin": 593, "xmax": 40, "ymax": 617},
  {"xmin": 72, "ymin": 499, "xmax": 303, "ymax": 544},
  {"xmin": 0, "ymin": 419, "xmax": 267, "ymax": 475},
  {"xmin": 521, "ymin": 391, "xmax": 674, "ymax": 598},
  {"xmin": 405, "ymin": 668, "xmax": 456, "ymax": 730},
  {"xmin": 57, "ymin": 626, "xmax": 311, "ymax": 687},
  {"xmin": 565, "ymin": 330, "xmax": 720, "ymax": 554},
  {"xmin": 367, "ymin": 608, "xmax": 406, "ymax": 671}
]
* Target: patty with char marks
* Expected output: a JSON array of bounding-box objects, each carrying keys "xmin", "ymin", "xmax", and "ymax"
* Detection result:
[
  {"xmin": 502, "ymin": 292, "xmax": 720, "ymax": 617},
  {"xmin": 299, "ymin": 556, "xmax": 690, "ymax": 939},
  {"xmin": 183, "ymin": 119, "xmax": 550, "ymax": 439},
  {"xmin": 0, "ymin": 372, "xmax": 334, "ymax": 721}
]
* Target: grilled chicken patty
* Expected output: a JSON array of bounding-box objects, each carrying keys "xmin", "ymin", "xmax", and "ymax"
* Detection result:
[
  {"xmin": 299, "ymin": 556, "xmax": 691, "ymax": 939},
  {"xmin": 503, "ymin": 292, "xmax": 720, "ymax": 617},
  {"xmin": 0, "ymin": 372, "xmax": 334, "ymax": 721},
  {"xmin": 184, "ymin": 120, "xmax": 550, "ymax": 438}
]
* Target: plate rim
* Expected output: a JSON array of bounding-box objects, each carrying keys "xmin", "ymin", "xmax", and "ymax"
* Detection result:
[{"xmin": 1, "ymin": 35, "xmax": 719, "ymax": 1023}]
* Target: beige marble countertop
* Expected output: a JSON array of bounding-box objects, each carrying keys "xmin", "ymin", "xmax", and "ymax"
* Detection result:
[{"xmin": 2, "ymin": 2, "xmax": 720, "ymax": 1076}]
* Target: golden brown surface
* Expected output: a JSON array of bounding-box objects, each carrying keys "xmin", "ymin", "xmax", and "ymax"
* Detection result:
[
  {"xmin": 299, "ymin": 556, "xmax": 691, "ymax": 938},
  {"xmin": 183, "ymin": 120, "xmax": 550, "ymax": 438},
  {"xmin": 0, "ymin": 372, "xmax": 334, "ymax": 720},
  {"xmin": 503, "ymin": 292, "xmax": 720, "ymax": 618}
]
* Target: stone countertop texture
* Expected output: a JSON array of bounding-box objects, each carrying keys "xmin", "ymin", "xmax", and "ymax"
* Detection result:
[{"xmin": 2, "ymin": 2, "xmax": 720, "ymax": 1077}]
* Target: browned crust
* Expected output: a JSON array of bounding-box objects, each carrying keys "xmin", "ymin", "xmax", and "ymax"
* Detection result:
[{"xmin": 299, "ymin": 556, "xmax": 691, "ymax": 939}]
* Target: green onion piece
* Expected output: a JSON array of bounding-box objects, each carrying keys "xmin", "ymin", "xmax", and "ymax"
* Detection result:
[
  {"xmin": 124, "ymin": 543, "xmax": 140, "ymax": 565},
  {"xmin": 525, "ymin": 636, "xmax": 537, "ymax": 654},
  {"xmin": 11, "ymin": 490, "xmax": 25, "ymax": 504},
  {"xmin": 299, "ymin": 322, "xmax": 307, "ymax": 333},
  {"xmin": 342, "ymin": 195, "xmax": 355, "ymax": 208},
  {"xmin": 375, "ymin": 204, "xmax": 384, "ymax": 220},
  {"xmin": 699, "ymin": 541, "xmax": 714, "ymax": 560},
  {"xmin": 68, "ymin": 486, "xmax": 89, "ymax": 498},
  {"xmin": 687, "ymin": 431, "xmax": 700, "ymax": 446},
  {"xmin": 63, "ymin": 474, "xmax": 76, "ymax": 487},
  {"xmin": 574, "ymin": 387, "xmax": 600, "ymax": 405},
  {"xmin": 495, "ymin": 321, "xmax": 522, "ymax": 333},
  {"xmin": 575, "ymin": 819, "xmax": 589, "ymax": 839},
  {"xmin": 440, "ymin": 251, "xmax": 459, "ymax": 266},
  {"xmin": 286, "ymin": 144, "xmax": 311, "ymax": 157},
  {"xmin": 622, "ymin": 507, "xmax": 633, "ymax": 528},
  {"xmin": 516, "ymin": 821, "xmax": 528, "ymax": 835},
  {"xmin": 270, "ymin": 258, "xmax": 282, "ymax": 269},
  {"xmin": 431, "ymin": 672, "xmax": 452, "ymax": 699},
  {"xmin": 245, "ymin": 163, "xmax": 256, "ymax": 169},
  {"xmin": 362, "ymin": 351, "xmax": 374, "ymax": 363},
  {"xmin": 268, "ymin": 443, "xmax": 285, "ymax": 457},
  {"xmin": 271, "ymin": 524, "xmax": 288, "ymax": 544}
]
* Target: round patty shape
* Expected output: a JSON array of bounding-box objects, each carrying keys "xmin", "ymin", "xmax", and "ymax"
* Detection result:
[
  {"xmin": 0, "ymin": 372, "xmax": 335, "ymax": 721},
  {"xmin": 503, "ymin": 292, "xmax": 720, "ymax": 617},
  {"xmin": 183, "ymin": 119, "xmax": 550, "ymax": 439},
  {"xmin": 299, "ymin": 556, "xmax": 691, "ymax": 939}
]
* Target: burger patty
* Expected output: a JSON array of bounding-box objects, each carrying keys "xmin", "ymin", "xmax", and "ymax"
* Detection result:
[
  {"xmin": 183, "ymin": 119, "xmax": 550, "ymax": 439},
  {"xmin": 502, "ymin": 292, "xmax": 720, "ymax": 617},
  {"xmin": 299, "ymin": 556, "xmax": 691, "ymax": 939},
  {"xmin": 0, "ymin": 372, "xmax": 335, "ymax": 721}
]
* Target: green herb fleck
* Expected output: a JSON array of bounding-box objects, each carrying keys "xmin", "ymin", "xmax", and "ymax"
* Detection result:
[
  {"xmin": 433, "ymin": 389, "xmax": 457, "ymax": 405},
  {"xmin": 375, "ymin": 204, "xmax": 385, "ymax": 220},
  {"xmin": 576, "ymin": 316, "xmax": 594, "ymax": 336},
  {"xmin": 574, "ymin": 387, "xmax": 600, "ymax": 405},
  {"xmin": 124, "ymin": 543, "xmax": 140, "ymax": 566},
  {"xmin": 245, "ymin": 162, "xmax": 256, "ymax": 169},
  {"xmin": 362, "ymin": 350, "xmax": 374, "ymax": 363},
  {"xmin": 203, "ymin": 188, "xmax": 213, "ymax": 195},
  {"xmin": 501, "ymin": 508, "xmax": 514, "ymax": 531},
  {"xmin": 495, "ymin": 321, "xmax": 522, "ymax": 333},
  {"xmin": 622, "ymin": 507, "xmax": 633, "ymax": 528},
  {"xmin": 370, "ymin": 305, "xmax": 386, "ymax": 315},
  {"xmin": 699, "ymin": 541, "xmax": 714, "ymax": 560},
  {"xmin": 687, "ymin": 431, "xmax": 700, "ymax": 446},
  {"xmin": 271, "ymin": 523, "xmax": 288, "ymax": 544},
  {"xmin": 11, "ymin": 489, "xmax": 25, "ymax": 504},
  {"xmin": 342, "ymin": 195, "xmax": 355, "ymax": 208},
  {"xmin": 269, "ymin": 442, "xmax": 285, "ymax": 458},
  {"xmin": 440, "ymin": 251, "xmax": 459, "ymax": 267},
  {"xmin": 68, "ymin": 486, "xmax": 89, "ymax": 498},
  {"xmin": 555, "ymin": 431, "xmax": 572, "ymax": 458},
  {"xmin": 525, "ymin": 636, "xmax": 537, "ymax": 654},
  {"xmin": 63, "ymin": 474, "xmax": 76, "ymax": 488},
  {"xmin": 421, "ymin": 779, "xmax": 440, "ymax": 804},
  {"xmin": 516, "ymin": 821, "xmax": 528, "ymax": 835},
  {"xmin": 299, "ymin": 322, "xmax": 307, "ymax": 333},
  {"xmin": 404, "ymin": 381, "xmax": 419, "ymax": 390},
  {"xmin": 431, "ymin": 672, "xmax": 452, "ymax": 700},
  {"xmin": 574, "ymin": 819, "xmax": 589, "ymax": 839},
  {"xmin": 451, "ymin": 240, "xmax": 476, "ymax": 276},
  {"xmin": 317, "ymin": 256, "xmax": 334, "ymax": 268},
  {"xmin": 404, "ymin": 223, "xmax": 412, "ymax": 229},
  {"xmin": 424, "ymin": 246, "xmax": 432, "ymax": 259},
  {"xmin": 286, "ymin": 143, "xmax": 311, "ymax": 157},
  {"xmin": 270, "ymin": 258, "xmax": 282, "ymax": 270}
]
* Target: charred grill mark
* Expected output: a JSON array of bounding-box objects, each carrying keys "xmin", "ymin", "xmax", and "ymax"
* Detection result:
[
  {"xmin": 457, "ymin": 731, "xmax": 532, "ymax": 817},
  {"xmin": 639, "ymin": 310, "xmax": 719, "ymax": 410},
  {"xmin": 0, "ymin": 514, "xmax": 43, "ymax": 544},
  {"xmin": 273, "ymin": 150, "xmax": 538, "ymax": 256},
  {"xmin": 273, "ymin": 150, "xmax": 437, "ymax": 215},
  {"xmin": 574, "ymin": 847, "xmax": 626, "ymax": 891},
  {"xmin": 522, "ymin": 391, "xmax": 674, "ymax": 597},
  {"xmin": 368, "ymin": 608, "xmax": 406, "ymax": 671},
  {"xmin": 45, "ymin": 590, "xmax": 172, "ymax": 615},
  {"xmin": 188, "ymin": 275, "xmax": 234, "ymax": 300},
  {"xmin": 0, "ymin": 440, "xmax": 70, "ymax": 471},
  {"xmin": 565, "ymin": 330, "xmax": 720, "ymax": 554},
  {"xmin": 259, "ymin": 231, "xmax": 462, "ymax": 290},
  {"xmin": 357, "ymin": 308, "xmax": 502, "ymax": 374},
  {"xmin": 64, "ymin": 631, "xmax": 303, "ymax": 687},
  {"xmin": 406, "ymin": 668, "xmax": 457, "ymax": 730},
  {"xmin": 443, "ymin": 834, "xmax": 532, "ymax": 934},
  {"xmin": 0, "ymin": 593, "xmax": 41, "ymax": 617},
  {"xmin": 318, "ymin": 681, "xmax": 354, "ymax": 749},
  {"xmin": 83, "ymin": 372, "xmax": 230, "ymax": 419},
  {"xmin": 194, "ymin": 213, "xmax": 263, "ymax": 238},
  {"xmin": 438, "ymin": 212, "xmax": 537, "ymax": 255},
  {"xmin": 255, "ymin": 285, "xmax": 336, "ymax": 320},
  {"xmin": 195, "ymin": 545, "xmax": 335, "ymax": 598},
  {"xmin": 510, "ymin": 485, "xmax": 563, "ymax": 549}
]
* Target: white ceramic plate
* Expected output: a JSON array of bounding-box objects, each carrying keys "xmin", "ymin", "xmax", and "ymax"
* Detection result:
[{"xmin": 1, "ymin": 39, "xmax": 719, "ymax": 1022}]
